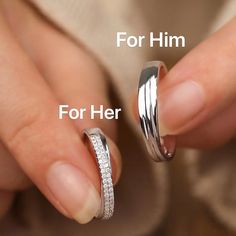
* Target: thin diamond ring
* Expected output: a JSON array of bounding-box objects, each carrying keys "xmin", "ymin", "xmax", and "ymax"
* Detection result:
[{"xmin": 83, "ymin": 128, "xmax": 114, "ymax": 220}]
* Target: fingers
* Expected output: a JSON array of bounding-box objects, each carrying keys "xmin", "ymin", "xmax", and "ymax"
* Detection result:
[
  {"xmin": 133, "ymin": 17, "xmax": 236, "ymax": 149},
  {"xmin": 1, "ymin": 0, "xmax": 121, "ymax": 223},
  {"xmin": 34, "ymin": 39, "xmax": 116, "ymax": 138},
  {"xmin": 132, "ymin": 18, "xmax": 236, "ymax": 149},
  {"xmin": 2, "ymin": 0, "xmax": 121, "ymax": 181},
  {"xmin": 33, "ymin": 38, "xmax": 122, "ymax": 183},
  {"xmin": 157, "ymin": 17, "xmax": 236, "ymax": 136},
  {"xmin": 33, "ymin": 31, "xmax": 122, "ymax": 184},
  {"xmin": 0, "ymin": 13, "xmax": 103, "ymax": 224}
]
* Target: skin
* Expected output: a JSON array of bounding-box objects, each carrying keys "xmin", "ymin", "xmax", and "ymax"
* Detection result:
[
  {"xmin": 0, "ymin": 0, "xmax": 236, "ymax": 223},
  {"xmin": 134, "ymin": 17, "xmax": 236, "ymax": 150},
  {"xmin": 0, "ymin": 0, "xmax": 121, "ymax": 221},
  {"xmin": 157, "ymin": 17, "xmax": 236, "ymax": 149}
]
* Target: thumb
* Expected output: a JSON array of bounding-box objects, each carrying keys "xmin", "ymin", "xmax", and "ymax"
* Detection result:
[{"xmin": 158, "ymin": 17, "xmax": 236, "ymax": 136}]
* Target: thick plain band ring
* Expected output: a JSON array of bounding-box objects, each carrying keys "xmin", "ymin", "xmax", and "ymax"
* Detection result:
[
  {"xmin": 138, "ymin": 61, "xmax": 176, "ymax": 162},
  {"xmin": 83, "ymin": 128, "xmax": 114, "ymax": 220}
]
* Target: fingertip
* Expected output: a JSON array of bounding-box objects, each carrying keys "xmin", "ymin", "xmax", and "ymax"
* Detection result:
[{"xmin": 46, "ymin": 162, "xmax": 100, "ymax": 224}]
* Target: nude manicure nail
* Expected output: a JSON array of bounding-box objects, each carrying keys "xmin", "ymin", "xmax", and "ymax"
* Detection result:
[
  {"xmin": 159, "ymin": 80, "xmax": 206, "ymax": 135},
  {"xmin": 47, "ymin": 162, "xmax": 101, "ymax": 224}
]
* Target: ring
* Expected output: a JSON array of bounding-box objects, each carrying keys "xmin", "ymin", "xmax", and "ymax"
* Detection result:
[
  {"xmin": 138, "ymin": 61, "xmax": 176, "ymax": 162},
  {"xmin": 83, "ymin": 128, "xmax": 114, "ymax": 220}
]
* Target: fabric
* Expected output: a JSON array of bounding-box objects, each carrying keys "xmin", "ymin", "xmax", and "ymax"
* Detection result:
[{"xmin": 1, "ymin": 0, "xmax": 236, "ymax": 235}]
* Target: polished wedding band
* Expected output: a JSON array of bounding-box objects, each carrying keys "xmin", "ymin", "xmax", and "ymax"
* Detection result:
[
  {"xmin": 84, "ymin": 128, "xmax": 114, "ymax": 220},
  {"xmin": 138, "ymin": 61, "xmax": 176, "ymax": 162}
]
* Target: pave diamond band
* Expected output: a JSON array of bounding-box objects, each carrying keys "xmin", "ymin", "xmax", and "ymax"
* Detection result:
[{"xmin": 84, "ymin": 128, "xmax": 114, "ymax": 220}]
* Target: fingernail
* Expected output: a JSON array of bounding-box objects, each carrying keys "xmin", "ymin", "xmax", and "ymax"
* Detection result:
[
  {"xmin": 159, "ymin": 80, "xmax": 206, "ymax": 135},
  {"xmin": 47, "ymin": 162, "xmax": 101, "ymax": 224}
]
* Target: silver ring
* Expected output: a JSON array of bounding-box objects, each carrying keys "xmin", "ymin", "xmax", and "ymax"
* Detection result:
[
  {"xmin": 83, "ymin": 128, "xmax": 114, "ymax": 220},
  {"xmin": 138, "ymin": 61, "xmax": 176, "ymax": 162}
]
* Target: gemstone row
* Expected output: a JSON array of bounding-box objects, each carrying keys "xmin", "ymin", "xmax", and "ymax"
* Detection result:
[{"xmin": 90, "ymin": 134, "xmax": 114, "ymax": 219}]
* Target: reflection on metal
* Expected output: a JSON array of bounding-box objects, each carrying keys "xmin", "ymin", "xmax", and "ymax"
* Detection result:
[{"xmin": 138, "ymin": 61, "xmax": 176, "ymax": 162}]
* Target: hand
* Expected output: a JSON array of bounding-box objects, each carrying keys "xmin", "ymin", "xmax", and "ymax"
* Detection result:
[
  {"xmin": 144, "ymin": 17, "xmax": 236, "ymax": 149},
  {"xmin": 0, "ymin": 0, "xmax": 121, "ymax": 223}
]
